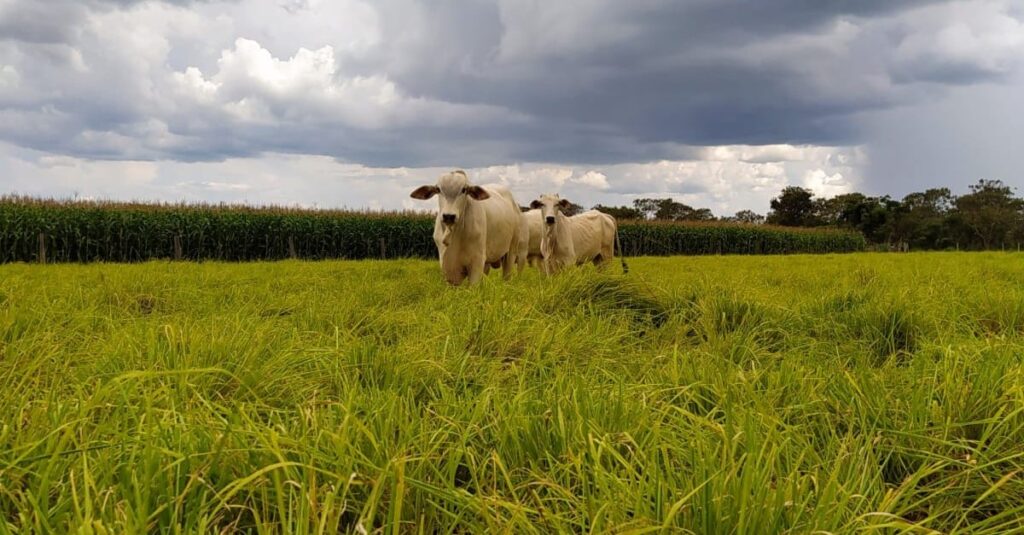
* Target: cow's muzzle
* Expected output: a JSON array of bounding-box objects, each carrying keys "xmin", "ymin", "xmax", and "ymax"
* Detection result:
[
  {"xmin": 545, "ymin": 216, "xmax": 555, "ymax": 225},
  {"xmin": 442, "ymin": 213, "xmax": 457, "ymax": 225}
]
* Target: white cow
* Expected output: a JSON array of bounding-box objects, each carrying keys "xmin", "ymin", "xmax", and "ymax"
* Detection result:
[
  {"xmin": 529, "ymin": 194, "xmax": 627, "ymax": 275},
  {"xmin": 410, "ymin": 170, "xmax": 522, "ymax": 286},
  {"xmin": 514, "ymin": 209, "xmax": 544, "ymax": 272}
]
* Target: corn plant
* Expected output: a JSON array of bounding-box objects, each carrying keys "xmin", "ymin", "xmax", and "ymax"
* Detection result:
[{"xmin": 0, "ymin": 196, "xmax": 864, "ymax": 263}]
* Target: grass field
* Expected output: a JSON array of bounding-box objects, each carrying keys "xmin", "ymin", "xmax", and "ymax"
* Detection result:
[{"xmin": 1, "ymin": 253, "xmax": 1023, "ymax": 533}]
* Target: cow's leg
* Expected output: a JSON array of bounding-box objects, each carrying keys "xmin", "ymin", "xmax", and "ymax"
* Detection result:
[
  {"xmin": 467, "ymin": 256, "xmax": 486, "ymax": 285},
  {"xmin": 501, "ymin": 253, "xmax": 515, "ymax": 280},
  {"xmin": 603, "ymin": 242, "xmax": 616, "ymax": 269}
]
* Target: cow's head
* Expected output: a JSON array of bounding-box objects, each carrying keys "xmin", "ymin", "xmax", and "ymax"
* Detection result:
[
  {"xmin": 410, "ymin": 170, "xmax": 490, "ymax": 227},
  {"xmin": 530, "ymin": 194, "xmax": 572, "ymax": 226}
]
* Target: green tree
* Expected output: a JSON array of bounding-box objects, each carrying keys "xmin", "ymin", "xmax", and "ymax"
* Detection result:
[
  {"xmin": 852, "ymin": 196, "xmax": 901, "ymax": 245},
  {"xmin": 954, "ymin": 179, "xmax": 1024, "ymax": 249},
  {"xmin": 767, "ymin": 187, "xmax": 816, "ymax": 226},
  {"xmin": 655, "ymin": 199, "xmax": 687, "ymax": 220},
  {"xmin": 816, "ymin": 193, "xmax": 867, "ymax": 227},
  {"xmin": 632, "ymin": 198, "xmax": 664, "ymax": 220},
  {"xmin": 728, "ymin": 210, "xmax": 765, "ymax": 224},
  {"xmin": 632, "ymin": 198, "xmax": 716, "ymax": 221},
  {"xmin": 809, "ymin": 192, "xmax": 902, "ymax": 245},
  {"xmin": 893, "ymin": 188, "xmax": 954, "ymax": 249},
  {"xmin": 592, "ymin": 204, "xmax": 643, "ymax": 219},
  {"xmin": 682, "ymin": 207, "xmax": 716, "ymax": 221}
]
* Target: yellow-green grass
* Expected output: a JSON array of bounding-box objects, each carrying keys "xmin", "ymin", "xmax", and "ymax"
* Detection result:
[{"xmin": 1, "ymin": 253, "xmax": 1022, "ymax": 533}]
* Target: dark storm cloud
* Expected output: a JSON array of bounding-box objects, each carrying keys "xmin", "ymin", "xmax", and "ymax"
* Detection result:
[
  {"xmin": 858, "ymin": 75, "xmax": 1024, "ymax": 196},
  {"xmin": 0, "ymin": 2, "xmax": 87, "ymax": 44},
  {"xmin": 368, "ymin": 0, "xmax": 960, "ymax": 152},
  {"xmin": 0, "ymin": 0, "xmax": 1021, "ymax": 168},
  {"xmin": 0, "ymin": 0, "xmax": 227, "ymax": 44}
]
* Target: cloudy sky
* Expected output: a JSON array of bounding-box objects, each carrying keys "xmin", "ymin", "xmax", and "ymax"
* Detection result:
[{"xmin": 0, "ymin": 0, "xmax": 1022, "ymax": 215}]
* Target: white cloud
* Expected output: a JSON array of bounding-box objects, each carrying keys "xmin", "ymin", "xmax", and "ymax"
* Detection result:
[
  {"xmin": 802, "ymin": 169, "xmax": 853, "ymax": 198},
  {"xmin": 473, "ymin": 165, "xmax": 574, "ymax": 190},
  {"xmin": 168, "ymin": 35, "xmax": 526, "ymax": 137},
  {"xmin": 572, "ymin": 170, "xmax": 609, "ymax": 190},
  {"xmin": 178, "ymin": 181, "xmax": 252, "ymax": 192},
  {"xmin": 892, "ymin": 1, "xmax": 1024, "ymax": 83},
  {"xmin": 172, "ymin": 67, "xmax": 218, "ymax": 101},
  {"xmin": 697, "ymin": 144, "xmax": 860, "ymax": 164},
  {"xmin": 0, "ymin": 141, "xmax": 866, "ymax": 216},
  {"xmin": 0, "ymin": 65, "xmax": 18, "ymax": 87},
  {"xmin": 192, "ymin": 38, "xmax": 407, "ymax": 128},
  {"xmin": 218, "ymin": 0, "xmax": 381, "ymax": 59},
  {"xmin": 0, "ymin": 0, "xmax": 526, "ymax": 163},
  {"xmin": 0, "ymin": 143, "xmax": 159, "ymax": 199}
]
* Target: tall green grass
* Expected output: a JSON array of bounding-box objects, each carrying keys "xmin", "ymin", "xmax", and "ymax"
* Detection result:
[
  {"xmin": 1, "ymin": 253, "xmax": 1021, "ymax": 533},
  {"xmin": 0, "ymin": 196, "xmax": 864, "ymax": 263}
]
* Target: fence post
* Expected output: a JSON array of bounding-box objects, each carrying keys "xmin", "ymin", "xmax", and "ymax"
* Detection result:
[
  {"xmin": 288, "ymin": 236, "xmax": 297, "ymax": 259},
  {"xmin": 173, "ymin": 234, "xmax": 183, "ymax": 260},
  {"xmin": 38, "ymin": 232, "xmax": 46, "ymax": 264},
  {"xmin": 379, "ymin": 237, "xmax": 386, "ymax": 259}
]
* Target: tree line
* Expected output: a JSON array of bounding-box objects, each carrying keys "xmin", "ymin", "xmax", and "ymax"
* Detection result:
[{"xmin": 578, "ymin": 179, "xmax": 1024, "ymax": 250}]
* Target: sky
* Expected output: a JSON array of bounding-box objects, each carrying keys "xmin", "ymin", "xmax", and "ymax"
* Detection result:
[{"xmin": 0, "ymin": 0, "xmax": 1022, "ymax": 216}]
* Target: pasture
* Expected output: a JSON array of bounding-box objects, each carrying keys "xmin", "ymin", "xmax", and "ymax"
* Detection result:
[{"xmin": 1, "ymin": 253, "xmax": 1023, "ymax": 533}]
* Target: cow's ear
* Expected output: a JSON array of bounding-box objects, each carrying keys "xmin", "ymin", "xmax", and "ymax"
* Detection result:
[
  {"xmin": 410, "ymin": 185, "xmax": 439, "ymax": 200},
  {"xmin": 529, "ymin": 199, "xmax": 543, "ymax": 209},
  {"xmin": 464, "ymin": 185, "xmax": 490, "ymax": 200},
  {"xmin": 557, "ymin": 199, "xmax": 571, "ymax": 209}
]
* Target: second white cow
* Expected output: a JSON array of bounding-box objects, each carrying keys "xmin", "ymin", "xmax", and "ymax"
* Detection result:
[
  {"xmin": 514, "ymin": 208, "xmax": 544, "ymax": 272},
  {"xmin": 410, "ymin": 170, "xmax": 522, "ymax": 286},
  {"xmin": 529, "ymin": 194, "xmax": 626, "ymax": 275}
]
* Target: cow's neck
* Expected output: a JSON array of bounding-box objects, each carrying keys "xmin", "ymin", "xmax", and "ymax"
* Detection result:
[
  {"xmin": 543, "ymin": 212, "xmax": 573, "ymax": 255},
  {"xmin": 555, "ymin": 212, "xmax": 574, "ymax": 245},
  {"xmin": 454, "ymin": 201, "xmax": 483, "ymax": 236}
]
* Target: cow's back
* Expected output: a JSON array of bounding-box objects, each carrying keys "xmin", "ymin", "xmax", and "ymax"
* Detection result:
[{"xmin": 569, "ymin": 210, "xmax": 614, "ymax": 260}]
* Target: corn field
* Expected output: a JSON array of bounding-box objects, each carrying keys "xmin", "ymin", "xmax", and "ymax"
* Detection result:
[
  {"xmin": 0, "ymin": 196, "xmax": 865, "ymax": 263},
  {"xmin": 617, "ymin": 220, "xmax": 866, "ymax": 255}
]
